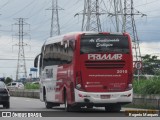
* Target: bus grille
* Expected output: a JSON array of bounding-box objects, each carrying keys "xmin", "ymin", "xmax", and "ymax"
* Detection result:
[{"xmin": 85, "ymin": 61, "xmax": 125, "ymax": 69}]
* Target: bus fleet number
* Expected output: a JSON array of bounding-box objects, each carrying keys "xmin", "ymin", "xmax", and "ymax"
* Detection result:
[{"xmin": 117, "ymin": 70, "xmax": 128, "ymax": 74}]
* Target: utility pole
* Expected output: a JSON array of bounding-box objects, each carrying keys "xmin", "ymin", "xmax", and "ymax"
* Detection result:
[
  {"xmin": 75, "ymin": 0, "xmax": 107, "ymax": 32},
  {"xmin": 47, "ymin": 0, "xmax": 63, "ymax": 37},
  {"xmin": 122, "ymin": 0, "xmax": 146, "ymax": 79},
  {"xmin": 13, "ymin": 18, "xmax": 30, "ymax": 80}
]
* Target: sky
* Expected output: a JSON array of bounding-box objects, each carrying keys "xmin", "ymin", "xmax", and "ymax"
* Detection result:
[{"xmin": 0, "ymin": 0, "xmax": 160, "ymax": 79}]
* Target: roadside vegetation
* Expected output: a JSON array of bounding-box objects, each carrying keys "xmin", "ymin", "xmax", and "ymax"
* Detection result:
[
  {"xmin": 133, "ymin": 76, "xmax": 160, "ymax": 94},
  {"xmin": 25, "ymin": 83, "xmax": 40, "ymax": 90},
  {"xmin": 133, "ymin": 54, "xmax": 160, "ymax": 95}
]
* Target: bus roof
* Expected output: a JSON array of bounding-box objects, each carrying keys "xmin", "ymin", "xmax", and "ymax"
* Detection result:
[
  {"xmin": 44, "ymin": 31, "xmax": 125, "ymax": 45},
  {"xmin": 44, "ymin": 31, "xmax": 99, "ymax": 45}
]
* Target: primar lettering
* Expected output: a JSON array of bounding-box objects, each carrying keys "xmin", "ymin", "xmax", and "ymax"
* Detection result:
[{"xmin": 88, "ymin": 54, "xmax": 122, "ymax": 60}]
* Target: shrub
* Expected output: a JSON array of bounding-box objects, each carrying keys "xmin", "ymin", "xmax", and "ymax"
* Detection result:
[
  {"xmin": 133, "ymin": 76, "xmax": 160, "ymax": 94},
  {"xmin": 25, "ymin": 83, "xmax": 40, "ymax": 89}
]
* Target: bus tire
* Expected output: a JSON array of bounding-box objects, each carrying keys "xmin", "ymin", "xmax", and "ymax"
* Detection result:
[
  {"xmin": 44, "ymin": 94, "xmax": 52, "ymax": 109},
  {"xmin": 64, "ymin": 94, "xmax": 73, "ymax": 112},
  {"xmin": 45, "ymin": 101, "xmax": 53, "ymax": 109},
  {"xmin": 105, "ymin": 105, "xmax": 121, "ymax": 112},
  {"xmin": 87, "ymin": 106, "xmax": 93, "ymax": 109},
  {"xmin": 3, "ymin": 102, "xmax": 10, "ymax": 109}
]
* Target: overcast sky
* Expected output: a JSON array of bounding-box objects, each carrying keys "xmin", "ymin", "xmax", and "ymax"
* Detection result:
[{"xmin": 0, "ymin": 0, "xmax": 160, "ymax": 79}]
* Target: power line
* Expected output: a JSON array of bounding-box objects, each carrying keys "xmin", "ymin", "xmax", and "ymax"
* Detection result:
[
  {"xmin": 27, "ymin": 1, "xmax": 51, "ymax": 18},
  {"xmin": 31, "ymin": 18, "xmax": 50, "ymax": 31},
  {"xmin": 0, "ymin": 59, "xmax": 34, "ymax": 61},
  {"xmin": 61, "ymin": 0, "xmax": 80, "ymax": 9},
  {"xmin": 142, "ymin": 8, "xmax": 160, "ymax": 13},
  {"xmin": 0, "ymin": 54, "xmax": 35, "ymax": 58},
  {"xmin": 0, "ymin": 30, "xmax": 12, "ymax": 32},
  {"xmin": 0, "ymin": 0, "xmax": 11, "ymax": 9},
  {"xmin": 0, "ymin": 0, "xmax": 36, "ymax": 20},
  {"xmin": 144, "ymin": 15, "xmax": 160, "ymax": 19},
  {"xmin": 0, "ymin": 67, "xmax": 17, "ymax": 68},
  {"xmin": 135, "ymin": 0, "xmax": 159, "ymax": 7}
]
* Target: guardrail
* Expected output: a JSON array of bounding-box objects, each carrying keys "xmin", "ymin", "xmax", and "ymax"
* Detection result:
[
  {"xmin": 9, "ymin": 90, "xmax": 160, "ymax": 109},
  {"xmin": 129, "ymin": 94, "xmax": 160, "ymax": 110},
  {"xmin": 9, "ymin": 89, "xmax": 39, "ymax": 99}
]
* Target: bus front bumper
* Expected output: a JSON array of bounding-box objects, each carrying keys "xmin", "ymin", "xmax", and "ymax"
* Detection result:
[{"xmin": 74, "ymin": 89, "xmax": 133, "ymax": 104}]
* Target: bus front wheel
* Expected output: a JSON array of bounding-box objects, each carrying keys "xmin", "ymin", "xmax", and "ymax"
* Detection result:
[{"xmin": 44, "ymin": 94, "xmax": 52, "ymax": 109}]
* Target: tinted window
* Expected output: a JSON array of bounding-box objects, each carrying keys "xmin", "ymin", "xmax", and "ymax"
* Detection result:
[
  {"xmin": 43, "ymin": 41, "xmax": 74, "ymax": 68},
  {"xmin": 0, "ymin": 81, "xmax": 6, "ymax": 88},
  {"xmin": 12, "ymin": 83, "xmax": 17, "ymax": 86},
  {"xmin": 80, "ymin": 34, "xmax": 129, "ymax": 54}
]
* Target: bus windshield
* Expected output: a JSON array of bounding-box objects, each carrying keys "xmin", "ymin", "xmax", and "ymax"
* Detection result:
[{"xmin": 80, "ymin": 34, "xmax": 129, "ymax": 54}]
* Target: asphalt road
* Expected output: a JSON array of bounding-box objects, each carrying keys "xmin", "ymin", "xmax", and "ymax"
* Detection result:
[{"xmin": 0, "ymin": 97, "xmax": 154, "ymax": 117}]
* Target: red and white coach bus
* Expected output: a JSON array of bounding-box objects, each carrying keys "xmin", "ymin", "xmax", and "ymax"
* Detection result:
[{"xmin": 34, "ymin": 32, "xmax": 133, "ymax": 112}]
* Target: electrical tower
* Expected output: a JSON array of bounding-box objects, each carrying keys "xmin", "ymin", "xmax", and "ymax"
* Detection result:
[
  {"xmin": 123, "ymin": 0, "xmax": 146, "ymax": 62},
  {"xmin": 47, "ymin": 0, "xmax": 63, "ymax": 37},
  {"xmin": 108, "ymin": 0, "xmax": 146, "ymax": 66},
  {"xmin": 76, "ymin": 0, "xmax": 107, "ymax": 32},
  {"xmin": 122, "ymin": 0, "xmax": 146, "ymax": 78},
  {"xmin": 13, "ymin": 18, "xmax": 30, "ymax": 80}
]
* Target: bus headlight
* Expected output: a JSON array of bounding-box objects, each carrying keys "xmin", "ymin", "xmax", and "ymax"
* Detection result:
[{"xmin": 76, "ymin": 84, "xmax": 82, "ymax": 90}]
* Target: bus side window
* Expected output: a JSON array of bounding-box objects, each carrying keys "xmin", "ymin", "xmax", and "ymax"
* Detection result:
[
  {"xmin": 42, "ymin": 40, "xmax": 75, "ymax": 67},
  {"xmin": 67, "ymin": 40, "xmax": 74, "ymax": 63},
  {"xmin": 45, "ymin": 69, "xmax": 53, "ymax": 78},
  {"xmin": 69, "ymin": 40, "xmax": 74, "ymax": 50}
]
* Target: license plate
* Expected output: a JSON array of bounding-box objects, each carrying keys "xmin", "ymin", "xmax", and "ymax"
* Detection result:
[{"xmin": 101, "ymin": 95, "xmax": 110, "ymax": 99}]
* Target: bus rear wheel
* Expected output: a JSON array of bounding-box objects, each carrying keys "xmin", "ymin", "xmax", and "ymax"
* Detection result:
[
  {"xmin": 87, "ymin": 106, "xmax": 93, "ymax": 109},
  {"xmin": 3, "ymin": 102, "xmax": 10, "ymax": 109},
  {"xmin": 105, "ymin": 105, "xmax": 121, "ymax": 112},
  {"xmin": 64, "ymin": 94, "xmax": 73, "ymax": 112}
]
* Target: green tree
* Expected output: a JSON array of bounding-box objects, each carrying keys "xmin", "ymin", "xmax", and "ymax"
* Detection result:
[
  {"xmin": 142, "ymin": 54, "xmax": 160, "ymax": 75},
  {"xmin": 5, "ymin": 77, "xmax": 12, "ymax": 84}
]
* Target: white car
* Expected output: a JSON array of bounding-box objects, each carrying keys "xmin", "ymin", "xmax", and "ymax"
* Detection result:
[
  {"xmin": 31, "ymin": 81, "xmax": 40, "ymax": 85},
  {"xmin": 7, "ymin": 82, "xmax": 24, "ymax": 90}
]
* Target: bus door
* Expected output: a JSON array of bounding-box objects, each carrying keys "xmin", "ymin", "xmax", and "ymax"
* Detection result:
[{"xmin": 42, "ymin": 66, "xmax": 58, "ymax": 102}]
